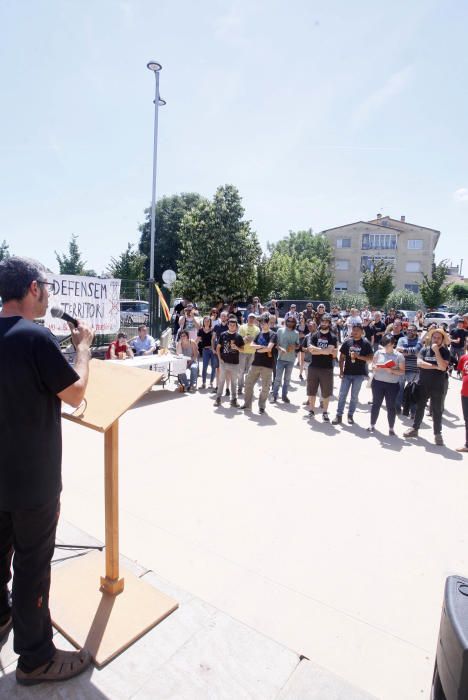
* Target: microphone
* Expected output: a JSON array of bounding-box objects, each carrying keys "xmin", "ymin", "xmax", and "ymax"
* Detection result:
[{"xmin": 50, "ymin": 305, "xmax": 79, "ymax": 328}]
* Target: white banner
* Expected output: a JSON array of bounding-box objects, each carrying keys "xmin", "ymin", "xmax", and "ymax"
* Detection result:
[{"xmin": 43, "ymin": 275, "xmax": 121, "ymax": 335}]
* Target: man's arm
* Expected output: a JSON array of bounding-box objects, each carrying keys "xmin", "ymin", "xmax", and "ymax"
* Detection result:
[{"xmin": 57, "ymin": 322, "xmax": 94, "ymax": 407}]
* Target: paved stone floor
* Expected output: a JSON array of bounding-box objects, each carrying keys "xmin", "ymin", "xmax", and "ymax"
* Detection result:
[{"xmin": 2, "ymin": 364, "xmax": 467, "ymax": 698}]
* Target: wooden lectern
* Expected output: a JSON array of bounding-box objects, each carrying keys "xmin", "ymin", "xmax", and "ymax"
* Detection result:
[{"xmin": 50, "ymin": 359, "xmax": 178, "ymax": 667}]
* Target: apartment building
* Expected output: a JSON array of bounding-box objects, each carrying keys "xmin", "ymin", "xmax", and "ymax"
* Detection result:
[{"xmin": 320, "ymin": 214, "xmax": 440, "ymax": 294}]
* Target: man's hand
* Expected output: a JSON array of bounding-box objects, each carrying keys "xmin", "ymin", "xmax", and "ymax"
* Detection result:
[{"xmin": 69, "ymin": 321, "xmax": 94, "ymax": 351}]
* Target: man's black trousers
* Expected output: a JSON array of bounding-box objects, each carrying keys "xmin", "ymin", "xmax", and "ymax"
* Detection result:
[{"xmin": 0, "ymin": 498, "xmax": 59, "ymax": 670}]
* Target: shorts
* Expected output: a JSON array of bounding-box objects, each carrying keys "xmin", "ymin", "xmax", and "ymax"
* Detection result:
[{"xmin": 307, "ymin": 366, "xmax": 333, "ymax": 398}]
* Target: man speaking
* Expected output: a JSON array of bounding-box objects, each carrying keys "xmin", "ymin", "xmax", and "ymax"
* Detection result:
[{"xmin": 0, "ymin": 257, "xmax": 93, "ymax": 685}]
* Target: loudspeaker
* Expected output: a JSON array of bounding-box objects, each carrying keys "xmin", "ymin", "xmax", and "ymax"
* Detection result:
[{"xmin": 432, "ymin": 575, "xmax": 468, "ymax": 699}]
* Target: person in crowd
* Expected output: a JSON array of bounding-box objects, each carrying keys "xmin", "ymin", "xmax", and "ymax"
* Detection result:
[
  {"xmin": 271, "ymin": 315, "xmax": 299, "ymax": 403},
  {"xmin": 210, "ymin": 307, "xmax": 219, "ymax": 325},
  {"xmin": 106, "ymin": 332, "xmax": 134, "ymax": 360},
  {"xmin": 304, "ymin": 302, "xmax": 315, "ymax": 321},
  {"xmin": 370, "ymin": 311, "xmax": 386, "ymax": 351},
  {"xmin": 314, "ymin": 303, "xmax": 327, "ymax": 325},
  {"xmin": 215, "ymin": 316, "xmax": 244, "ymax": 407},
  {"xmin": 178, "ymin": 303, "xmax": 200, "ymax": 341},
  {"xmin": 403, "ymin": 327, "xmax": 450, "ymax": 446},
  {"xmin": 252, "ymin": 296, "xmax": 262, "ymax": 315},
  {"xmin": 172, "ymin": 297, "xmax": 187, "ymax": 337},
  {"xmin": 228, "ymin": 302, "xmax": 243, "ymax": 325},
  {"xmin": 241, "ymin": 314, "xmax": 277, "ymax": 414},
  {"xmin": 345, "ymin": 308, "xmax": 362, "ymax": 337},
  {"xmin": 395, "ymin": 323, "xmax": 422, "ymax": 417},
  {"xmin": 0, "ymin": 256, "xmax": 93, "ymax": 685},
  {"xmin": 330, "ymin": 305, "xmax": 344, "ymax": 341},
  {"xmin": 130, "ymin": 324, "xmax": 156, "ymax": 356},
  {"xmin": 362, "ymin": 317, "xmax": 374, "ymax": 347},
  {"xmin": 305, "ymin": 313, "xmax": 338, "ymax": 422},
  {"xmin": 268, "ymin": 300, "xmax": 279, "ymax": 321},
  {"xmin": 237, "ymin": 313, "xmax": 260, "ymax": 394},
  {"xmin": 367, "ymin": 333, "xmax": 405, "ymax": 435},
  {"xmin": 284, "ymin": 304, "xmax": 299, "ymax": 322},
  {"xmin": 414, "ymin": 310, "xmax": 424, "ymax": 331},
  {"xmin": 197, "ymin": 316, "xmax": 216, "ymax": 390},
  {"xmin": 296, "ymin": 312, "xmax": 307, "ymax": 380},
  {"xmin": 450, "ymin": 319, "xmax": 467, "ymax": 371},
  {"xmin": 332, "ymin": 324, "xmax": 373, "ymax": 425},
  {"xmin": 386, "ymin": 318, "xmax": 405, "ymax": 347},
  {"xmin": 176, "ymin": 330, "xmax": 199, "ymax": 392},
  {"xmin": 385, "ymin": 308, "xmax": 397, "ymax": 327},
  {"xmin": 212, "ymin": 310, "xmax": 229, "ymax": 394},
  {"xmin": 361, "ymin": 305, "xmax": 371, "ymax": 322},
  {"xmin": 456, "ymin": 341, "xmax": 468, "ymax": 453}
]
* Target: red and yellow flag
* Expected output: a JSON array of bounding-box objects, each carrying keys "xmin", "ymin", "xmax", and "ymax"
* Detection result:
[{"xmin": 154, "ymin": 283, "xmax": 171, "ymax": 322}]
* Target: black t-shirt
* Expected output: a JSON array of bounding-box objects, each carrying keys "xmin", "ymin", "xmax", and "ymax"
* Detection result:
[
  {"xmin": 0, "ymin": 317, "xmax": 79, "ymax": 509},
  {"xmin": 340, "ymin": 337, "xmax": 373, "ymax": 376},
  {"xmin": 197, "ymin": 328, "xmax": 213, "ymax": 349},
  {"xmin": 363, "ymin": 325, "xmax": 374, "ymax": 343},
  {"xmin": 371, "ymin": 320, "xmax": 386, "ymax": 343},
  {"xmin": 390, "ymin": 331, "xmax": 405, "ymax": 348},
  {"xmin": 213, "ymin": 322, "xmax": 228, "ymax": 347},
  {"xmin": 218, "ymin": 331, "xmax": 244, "ymax": 364},
  {"xmin": 450, "ymin": 328, "xmax": 467, "ymax": 349},
  {"xmin": 308, "ymin": 331, "xmax": 337, "ymax": 370},
  {"xmin": 418, "ymin": 345, "xmax": 450, "ymax": 384},
  {"xmin": 252, "ymin": 331, "xmax": 277, "ymax": 369}
]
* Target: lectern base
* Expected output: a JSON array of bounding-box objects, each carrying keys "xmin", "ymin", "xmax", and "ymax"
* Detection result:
[{"xmin": 50, "ymin": 550, "xmax": 178, "ymax": 668}]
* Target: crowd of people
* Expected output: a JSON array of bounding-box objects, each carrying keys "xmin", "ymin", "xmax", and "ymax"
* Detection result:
[{"xmin": 171, "ymin": 299, "xmax": 468, "ymax": 452}]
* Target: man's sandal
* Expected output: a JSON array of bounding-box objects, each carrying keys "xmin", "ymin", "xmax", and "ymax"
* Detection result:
[{"xmin": 16, "ymin": 648, "xmax": 91, "ymax": 686}]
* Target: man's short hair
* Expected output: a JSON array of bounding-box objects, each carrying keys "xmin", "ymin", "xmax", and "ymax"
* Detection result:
[
  {"xmin": 138, "ymin": 324, "xmax": 147, "ymax": 331},
  {"xmin": 0, "ymin": 256, "xmax": 48, "ymax": 302}
]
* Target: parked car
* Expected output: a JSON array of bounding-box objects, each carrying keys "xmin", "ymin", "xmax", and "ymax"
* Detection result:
[
  {"xmin": 397, "ymin": 310, "xmax": 417, "ymax": 323},
  {"xmin": 120, "ymin": 300, "xmax": 149, "ymax": 326},
  {"xmin": 423, "ymin": 311, "xmax": 455, "ymax": 329}
]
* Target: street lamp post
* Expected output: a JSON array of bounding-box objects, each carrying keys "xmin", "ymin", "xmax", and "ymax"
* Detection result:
[{"xmin": 147, "ymin": 61, "xmax": 166, "ymax": 337}]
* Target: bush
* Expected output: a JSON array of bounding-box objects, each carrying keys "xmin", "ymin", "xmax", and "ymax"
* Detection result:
[
  {"xmin": 385, "ymin": 289, "xmax": 422, "ymax": 311},
  {"xmin": 330, "ymin": 292, "xmax": 368, "ymax": 310}
]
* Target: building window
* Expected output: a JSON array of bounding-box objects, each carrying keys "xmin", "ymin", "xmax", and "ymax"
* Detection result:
[
  {"xmin": 362, "ymin": 233, "xmax": 397, "ymax": 250},
  {"xmin": 334, "ymin": 281, "xmax": 348, "ymax": 291},
  {"xmin": 360, "ymin": 256, "xmax": 395, "ymax": 272},
  {"xmin": 405, "ymin": 261, "xmax": 421, "ymax": 272},
  {"xmin": 405, "ymin": 284, "xmax": 420, "ymax": 293},
  {"xmin": 336, "ymin": 238, "xmax": 351, "ymax": 248},
  {"xmin": 408, "ymin": 239, "xmax": 423, "ymax": 250},
  {"xmin": 335, "ymin": 260, "xmax": 349, "ymax": 270}
]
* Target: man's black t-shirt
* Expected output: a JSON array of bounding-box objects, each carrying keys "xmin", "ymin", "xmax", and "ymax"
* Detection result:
[
  {"xmin": 450, "ymin": 328, "xmax": 467, "ymax": 350},
  {"xmin": 252, "ymin": 331, "xmax": 277, "ymax": 369},
  {"xmin": 363, "ymin": 325, "xmax": 374, "ymax": 344},
  {"xmin": 218, "ymin": 331, "xmax": 244, "ymax": 364},
  {"xmin": 418, "ymin": 345, "xmax": 450, "ymax": 385},
  {"xmin": 0, "ymin": 317, "xmax": 79, "ymax": 510},
  {"xmin": 390, "ymin": 331, "xmax": 405, "ymax": 348},
  {"xmin": 308, "ymin": 331, "xmax": 337, "ymax": 370},
  {"xmin": 340, "ymin": 337, "xmax": 373, "ymax": 376},
  {"xmin": 371, "ymin": 320, "xmax": 386, "ymax": 345}
]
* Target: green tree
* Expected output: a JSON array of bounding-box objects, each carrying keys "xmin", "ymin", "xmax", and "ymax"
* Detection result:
[
  {"xmin": 361, "ymin": 258, "xmax": 395, "ymax": 308},
  {"xmin": 447, "ymin": 281, "xmax": 468, "ymax": 301},
  {"xmin": 309, "ymin": 259, "xmax": 334, "ymax": 299},
  {"xmin": 176, "ymin": 185, "xmax": 261, "ymax": 302},
  {"xmin": 420, "ymin": 260, "xmax": 450, "ymax": 309},
  {"xmin": 107, "ymin": 243, "xmax": 146, "ymax": 280},
  {"xmin": 139, "ymin": 192, "xmax": 205, "ymax": 280},
  {"xmin": 330, "ymin": 292, "xmax": 367, "ymax": 310},
  {"xmin": 0, "ymin": 240, "xmax": 10, "ymax": 262},
  {"xmin": 55, "ymin": 234, "xmax": 96, "ymax": 275},
  {"xmin": 269, "ymin": 229, "xmax": 333, "ymax": 264},
  {"xmin": 385, "ymin": 289, "xmax": 422, "ymax": 311}
]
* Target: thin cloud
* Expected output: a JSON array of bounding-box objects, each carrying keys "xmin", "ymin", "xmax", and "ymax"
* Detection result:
[
  {"xmin": 453, "ymin": 188, "xmax": 468, "ymax": 202},
  {"xmin": 352, "ymin": 65, "xmax": 414, "ymax": 128}
]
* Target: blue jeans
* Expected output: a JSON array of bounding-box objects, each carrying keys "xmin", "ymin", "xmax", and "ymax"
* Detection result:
[
  {"xmin": 202, "ymin": 347, "xmax": 216, "ymax": 384},
  {"xmin": 336, "ymin": 374, "xmax": 366, "ymax": 416},
  {"xmin": 178, "ymin": 361, "xmax": 198, "ymax": 389},
  {"xmin": 272, "ymin": 359, "xmax": 294, "ymax": 399}
]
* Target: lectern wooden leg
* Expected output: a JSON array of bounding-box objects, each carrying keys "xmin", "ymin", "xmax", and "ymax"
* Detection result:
[{"xmin": 100, "ymin": 420, "xmax": 124, "ymax": 596}]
